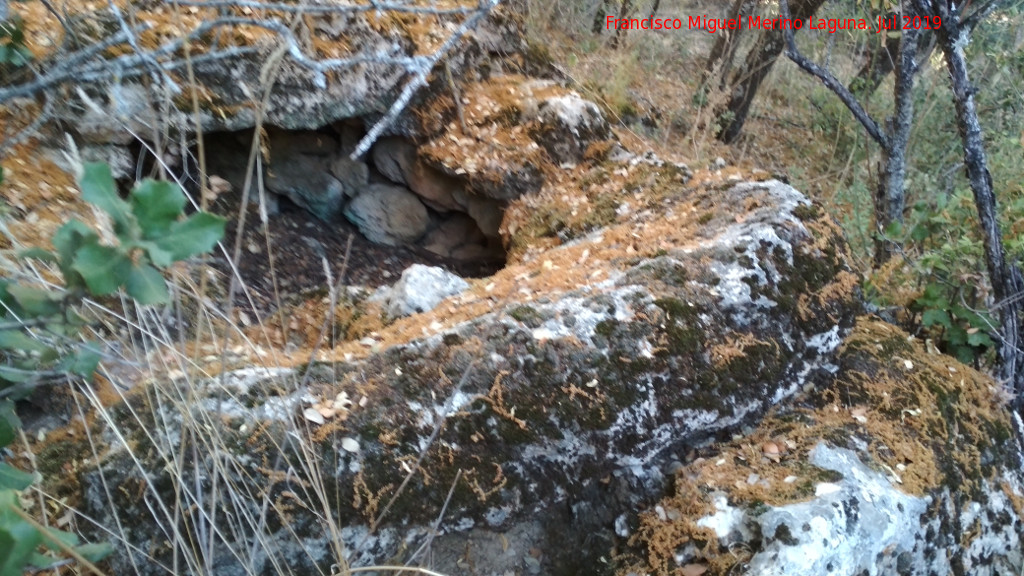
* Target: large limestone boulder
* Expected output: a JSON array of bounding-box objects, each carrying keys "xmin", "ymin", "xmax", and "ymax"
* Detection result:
[
  {"xmin": 45, "ymin": 4, "xmax": 523, "ymax": 141},
  {"xmin": 523, "ymin": 87, "xmax": 612, "ymax": 166},
  {"xmin": 372, "ymin": 136, "xmax": 464, "ymax": 211},
  {"xmin": 623, "ymin": 318, "xmax": 1024, "ymax": 576},
  {"xmin": 265, "ymin": 153, "xmax": 346, "ymax": 221},
  {"xmin": 70, "ymin": 170, "xmax": 873, "ymax": 576},
  {"xmin": 420, "ymin": 76, "xmax": 614, "ymax": 203},
  {"xmin": 372, "ymin": 264, "xmax": 471, "ymax": 318}
]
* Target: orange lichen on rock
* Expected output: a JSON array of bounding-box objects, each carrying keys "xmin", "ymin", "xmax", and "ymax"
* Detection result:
[
  {"xmin": 623, "ymin": 316, "xmax": 1014, "ymax": 575},
  {"xmin": 0, "ymin": 142, "xmax": 92, "ymax": 250}
]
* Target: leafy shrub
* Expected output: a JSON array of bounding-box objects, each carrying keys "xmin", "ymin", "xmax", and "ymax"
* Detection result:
[
  {"xmin": 874, "ymin": 190, "xmax": 1004, "ymax": 366},
  {"xmin": 0, "ymin": 163, "xmax": 225, "ymax": 574},
  {"xmin": 0, "ymin": 15, "xmax": 32, "ymax": 78}
]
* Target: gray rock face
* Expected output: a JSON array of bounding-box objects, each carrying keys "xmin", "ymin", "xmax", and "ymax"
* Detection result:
[
  {"xmin": 421, "ymin": 212, "xmax": 488, "ymax": 259},
  {"xmin": 53, "ymin": 6, "xmax": 523, "ymax": 141},
  {"xmin": 625, "ymin": 316, "xmax": 1024, "ymax": 576},
  {"xmin": 75, "ymin": 176, "xmax": 876, "ymax": 576},
  {"xmin": 458, "ymin": 190, "xmax": 504, "ymax": 239},
  {"xmin": 374, "ymin": 264, "xmax": 471, "ymax": 318},
  {"xmin": 329, "ymin": 156, "xmax": 369, "ymax": 198},
  {"xmin": 344, "ymin": 183, "xmax": 429, "ymax": 245},
  {"xmin": 707, "ymin": 444, "xmax": 930, "ymax": 575},
  {"xmin": 406, "ymin": 160, "xmax": 464, "ymax": 212},
  {"xmin": 525, "ymin": 91, "xmax": 612, "ymax": 165},
  {"xmin": 371, "ymin": 136, "xmax": 416, "ymax": 186},
  {"xmin": 372, "ymin": 136, "xmax": 464, "ymax": 212}
]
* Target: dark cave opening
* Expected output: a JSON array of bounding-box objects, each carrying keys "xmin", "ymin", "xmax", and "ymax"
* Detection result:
[{"xmin": 128, "ymin": 120, "xmax": 510, "ymax": 314}]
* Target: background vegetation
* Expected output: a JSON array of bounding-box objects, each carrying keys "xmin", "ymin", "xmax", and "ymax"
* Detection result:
[{"xmin": 525, "ymin": 0, "xmax": 1024, "ymax": 369}]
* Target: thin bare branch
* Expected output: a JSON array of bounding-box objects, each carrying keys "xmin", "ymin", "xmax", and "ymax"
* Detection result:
[{"xmin": 778, "ymin": 0, "xmax": 887, "ymax": 148}]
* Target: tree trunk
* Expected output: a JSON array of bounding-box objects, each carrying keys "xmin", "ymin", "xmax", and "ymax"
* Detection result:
[
  {"xmin": 593, "ymin": 0, "xmax": 609, "ymax": 34},
  {"xmin": 873, "ymin": 0, "xmax": 921, "ymax": 266},
  {"xmin": 918, "ymin": 0, "xmax": 1024, "ymax": 406},
  {"xmin": 611, "ymin": 0, "xmax": 634, "ymax": 48},
  {"xmin": 850, "ymin": 28, "xmax": 936, "ymax": 99},
  {"xmin": 851, "ymin": 29, "xmax": 900, "ymax": 97},
  {"xmin": 717, "ymin": 0, "xmax": 826, "ymax": 143},
  {"xmin": 702, "ymin": 0, "xmax": 757, "ymax": 93}
]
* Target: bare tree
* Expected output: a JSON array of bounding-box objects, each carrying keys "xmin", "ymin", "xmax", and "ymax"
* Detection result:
[
  {"xmin": 912, "ymin": 0, "xmax": 1024, "ymax": 407},
  {"xmin": 780, "ymin": 0, "xmax": 1024, "ymax": 407},
  {"xmin": 778, "ymin": 0, "xmax": 918, "ymax": 265},
  {"xmin": 701, "ymin": 0, "xmax": 758, "ymax": 93},
  {"xmin": 716, "ymin": 0, "xmax": 826, "ymax": 143}
]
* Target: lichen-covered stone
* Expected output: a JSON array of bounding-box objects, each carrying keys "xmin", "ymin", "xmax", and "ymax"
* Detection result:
[
  {"xmin": 52, "ymin": 5, "xmax": 524, "ymax": 141},
  {"xmin": 373, "ymin": 264, "xmax": 471, "ymax": 318},
  {"xmin": 74, "ymin": 174, "xmax": 863, "ymax": 576},
  {"xmin": 623, "ymin": 318, "xmax": 1024, "ymax": 576}
]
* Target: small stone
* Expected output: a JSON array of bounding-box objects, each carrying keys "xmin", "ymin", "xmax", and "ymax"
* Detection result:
[
  {"xmin": 655, "ymin": 505, "xmax": 667, "ymax": 521},
  {"xmin": 303, "ymin": 408, "xmax": 325, "ymax": 425},
  {"xmin": 341, "ymin": 437, "xmax": 360, "ymax": 453}
]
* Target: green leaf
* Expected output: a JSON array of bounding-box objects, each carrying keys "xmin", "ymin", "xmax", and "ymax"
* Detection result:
[
  {"xmin": 52, "ymin": 220, "xmax": 98, "ymax": 289},
  {"xmin": 954, "ymin": 346, "xmax": 974, "ymax": 365},
  {"xmin": 63, "ymin": 344, "xmax": 102, "ymax": 378},
  {"xmin": 73, "ymin": 541, "xmax": 114, "ymax": 563},
  {"xmin": 0, "ymin": 401, "xmax": 18, "ymax": 449},
  {"xmin": 131, "ymin": 180, "xmax": 186, "ymax": 238},
  {"xmin": 921, "ymin": 309, "xmax": 952, "ymax": 330},
  {"xmin": 882, "ymin": 220, "xmax": 903, "ymax": 240},
  {"xmin": 0, "ymin": 330, "xmax": 49, "ymax": 354},
  {"xmin": 917, "ymin": 284, "xmax": 948, "ymax": 309},
  {"xmin": 0, "ymin": 522, "xmax": 43, "ymax": 576},
  {"xmin": 16, "ymin": 248, "xmax": 56, "ymax": 263},
  {"xmin": 27, "ymin": 552, "xmax": 61, "ymax": 572},
  {"xmin": 79, "ymin": 163, "xmax": 134, "ymax": 239},
  {"xmin": 0, "ymin": 464, "xmax": 33, "ymax": 491},
  {"xmin": 5, "ymin": 285, "xmax": 61, "ymax": 317},
  {"xmin": 967, "ymin": 330, "xmax": 994, "ymax": 348},
  {"xmin": 0, "ymin": 366, "xmax": 31, "ymax": 385},
  {"xmin": 134, "ymin": 240, "xmax": 174, "ymax": 268},
  {"xmin": 40, "ymin": 525, "xmax": 78, "ymax": 550},
  {"xmin": 125, "ymin": 263, "xmax": 169, "ymax": 305},
  {"xmin": 71, "ymin": 242, "xmax": 131, "ymax": 296},
  {"xmin": 153, "ymin": 212, "xmax": 226, "ymax": 261}
]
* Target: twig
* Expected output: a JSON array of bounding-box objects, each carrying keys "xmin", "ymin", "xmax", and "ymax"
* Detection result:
[
  {"xmin": 403, "ymin": 469, "xmax": 464, "ymax": 572},
  {"xmin": 778, "ymin": 0, "xmax": 886, "ymax": 148},
  {"xmin": 175, "ymin": 0, "xmax": 479, "ymax": 15},
  {"xmin": 350, "ymin": 0, "xmax": 501, "ymax": 159}
]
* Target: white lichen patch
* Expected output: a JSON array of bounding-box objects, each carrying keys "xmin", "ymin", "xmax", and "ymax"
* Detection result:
[
  {"xmin": 745, "ymin": 443, "xmax": 929, "ymax": 576},
  {"xmin": 525, "ymin": 285, "xmax": 644, "ymax": 345},
  {"xmin": 696, "ymin": 493, "xmax": 754, "ymax": 543}
]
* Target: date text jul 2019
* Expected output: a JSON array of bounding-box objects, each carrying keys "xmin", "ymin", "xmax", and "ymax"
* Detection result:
[{"xmin": 605, "ymin": 14, "xmax": 942, "ymax": 34}]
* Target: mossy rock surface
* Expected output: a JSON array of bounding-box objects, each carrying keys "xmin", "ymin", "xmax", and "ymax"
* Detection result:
[
  {"xmin": 76, "ymin": 177, "xmax": 862, "ymax": 576},
  {"xmin": 624, "ymin": 317, "xmax": 1024, "ymax": 576}
]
